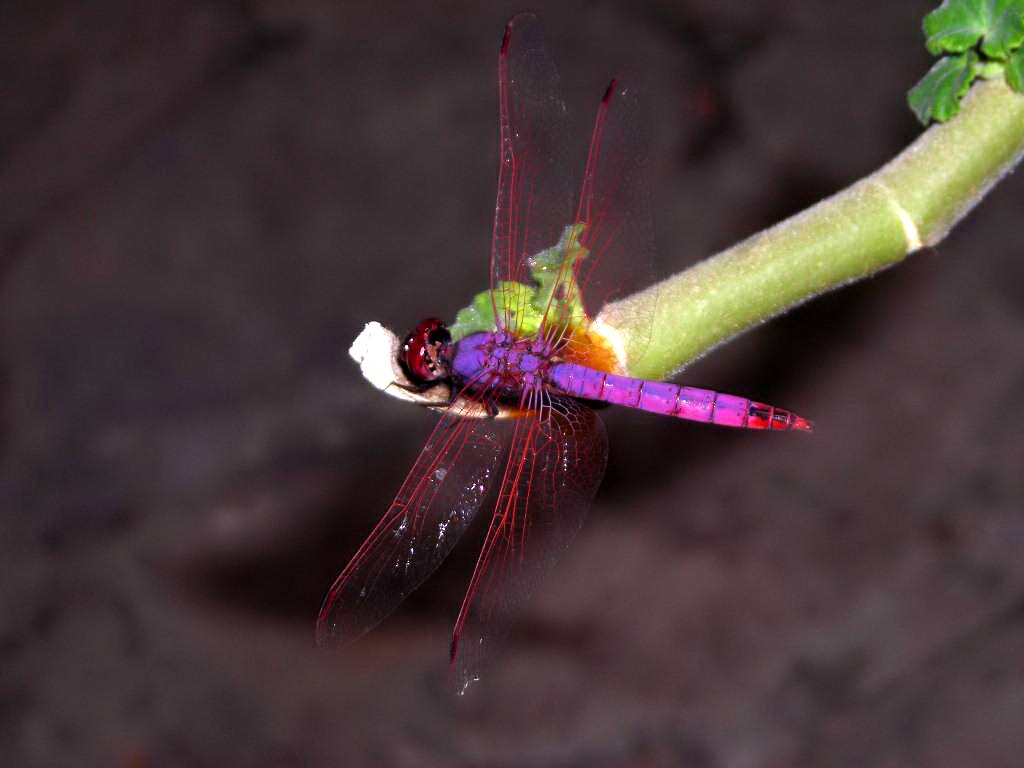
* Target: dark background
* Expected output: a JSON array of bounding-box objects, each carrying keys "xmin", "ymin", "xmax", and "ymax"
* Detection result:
[{"xmin": 3, "ymin": 1, "xmax": 1023, "ymax": 766}]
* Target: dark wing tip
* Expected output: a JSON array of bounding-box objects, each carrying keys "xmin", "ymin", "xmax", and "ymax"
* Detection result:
[
  {"xmin": 502, "ymin": 12, "xmax": 542, "ymax": 55},
  {"xmin": 602, "ymin": 78, "xmax": 618, "ymax": 104},
  {"xmin": 501, "ymin": 22, "xmax": 512, "ymax": 54}
]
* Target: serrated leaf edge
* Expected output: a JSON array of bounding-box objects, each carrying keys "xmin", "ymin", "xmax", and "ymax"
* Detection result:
[{"xmin": 914, "ymin": 0, "xmax": 1024, "ymax": 124}]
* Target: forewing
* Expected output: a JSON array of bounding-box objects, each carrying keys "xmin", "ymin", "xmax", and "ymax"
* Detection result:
[
  {"xmin": 491, "ymin": 13, "xmax": 575, "ymax": 334},
  {"xmin": 547, "ymin": 80, "xmax": 657, "ymax": 367},
  {"xmin": 316, "ymin": 398, "xmax": 506, "ymax": 647},
  {"xmin": 450, "ymin": 398, "xmax": 608, "ymax": 693}
]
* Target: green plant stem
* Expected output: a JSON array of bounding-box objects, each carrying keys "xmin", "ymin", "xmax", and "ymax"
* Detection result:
[{"xmin": 599, "ymin": 78, "xmax": 1024, "ymax": 381}]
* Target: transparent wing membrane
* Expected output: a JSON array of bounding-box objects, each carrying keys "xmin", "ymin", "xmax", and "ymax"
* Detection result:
[
  {"xmin": 450, "ymin": 398, "xmax": 608, "ymax": 693},
  {"xmin": 316, "ymin": 396, "xmax": 506, "ymax": 646},
  {"xmin": 490, "ymin": 17, "xmax": 656, "ymax": 368},
  {"xmin": 550, "ymin": 79, "xmax": 657, "ymax": 367},
  {"xmin": 491, "ymin": 14, "xmax": 575, "ymax": 335}
]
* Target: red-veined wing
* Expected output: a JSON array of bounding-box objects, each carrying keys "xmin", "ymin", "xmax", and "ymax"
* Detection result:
[
  {"xmin": 575, "ymin": 79, "xmax": 655, "ymax": 321},
  {"xmin": 316, "ymin": 397, "xmax": 506, "ymax": 647},
  {"xmin": 492, "ymin": 17, "xmax": 656, "ymax": 364},
  {"xmin": 545, "ymin": 79, "xmax": 657, "ymax": 364},
  {"xmin": 450, "ymin": 397, "xmax": 608, "ymax": 693},
  {"xmin": 491, "ymin": 13, "xmax": 575, "ymax": 335}
]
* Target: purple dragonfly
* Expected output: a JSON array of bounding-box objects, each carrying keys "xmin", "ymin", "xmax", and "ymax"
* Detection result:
[{"xmin": 319, "ymin": 14, "xmax": 811, "ymax": 693}]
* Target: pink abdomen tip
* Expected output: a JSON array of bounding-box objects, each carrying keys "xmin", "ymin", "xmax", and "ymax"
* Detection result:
[
  {"xmin": 791, "ymin": 415, "xmax": 814, "ymax": 432},
  {"xmin": 747, "ymin": 402, "xmax": 814, "ymax": 432}
]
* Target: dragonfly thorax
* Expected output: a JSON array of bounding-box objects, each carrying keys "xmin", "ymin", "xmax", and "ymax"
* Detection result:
[{"xmin": 450, "ymin": 331, "xmax": 553, "ymax": 397}]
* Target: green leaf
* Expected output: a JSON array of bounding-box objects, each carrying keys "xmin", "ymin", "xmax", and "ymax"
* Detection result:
[
  {"xmin": 925, "ymin": 0, "xmax": 989, "ymax": 53},
  {"xmin": 449, "ymin": 280, "xmax": 536, "ymax": 341},
  {"xmin": 525, "ymin": 222, "xmax": 588, "ymax": 330},
  {"xmin": 448, "ymin": 224, "xmax": 590, "ymax": 341},
  {"xmin": 981, "ymin": 0, "xmax": 1024, "ymax": 56},
  {"xmin": 1006, "ymin": 46, "xmax": 1024, "ymax": 88},
  {"xmin": 908, "ymin": 52, "xmax": 980, "ymax": 124},
  {"xmin": 924, "ymin": 0, "xmax": 1024, "ymax": 59}
]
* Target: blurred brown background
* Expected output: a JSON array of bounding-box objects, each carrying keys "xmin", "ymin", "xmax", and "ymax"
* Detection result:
[{"xmin": 3, "ymin": 1, "xmax": 1023, "ymax": 766}]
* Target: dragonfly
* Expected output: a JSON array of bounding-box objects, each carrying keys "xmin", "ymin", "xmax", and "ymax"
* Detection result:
[{"xmin": 318, "ymin": 14, "xmax": 812, "ymax": 693}]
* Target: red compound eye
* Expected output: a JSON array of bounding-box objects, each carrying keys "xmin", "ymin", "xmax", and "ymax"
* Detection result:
[{"xmin": 401, "ymin": 318, "xmax": 451, "ymax": 385}]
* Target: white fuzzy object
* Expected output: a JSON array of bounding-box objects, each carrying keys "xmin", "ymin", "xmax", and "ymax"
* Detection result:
[
  {"xmin": 349, "ymin": 321, "xmax": 502, "ymax": 418},
  {"xmin": 348, "ymin": 322, "xmax": 452, "ymax": 407}
]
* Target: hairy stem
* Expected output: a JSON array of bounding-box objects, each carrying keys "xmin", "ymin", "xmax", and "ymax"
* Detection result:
[{"xmin": 598, "ymin": 78, "xmax": 1024, "ymax": 381}]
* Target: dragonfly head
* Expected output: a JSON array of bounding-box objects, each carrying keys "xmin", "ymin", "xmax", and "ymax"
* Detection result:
[{"xmin": 400, "ymin": 318, "xmax": 452, "ymax": 386}]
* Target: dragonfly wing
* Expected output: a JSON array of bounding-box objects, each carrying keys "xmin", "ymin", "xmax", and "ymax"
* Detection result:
[
  {"xmin": 549, "ymin": 79, "xmax": 657, "ymax": 361},
  {"xmin": 491, "ymin": 13, "xmax": 575, "ymax": 333},
  {"xmin": 450, "ymin": 397, "xmax": 608, "ymax": 693},
  {"xmin": 317, "ymin": 398, "xmax": 506, "ymax": 647}
]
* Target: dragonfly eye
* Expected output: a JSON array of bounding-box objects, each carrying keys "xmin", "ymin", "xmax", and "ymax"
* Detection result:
[
  {"xmin": 401, "ymin": 318, "xmax": 451, "ymax": 385},
  {"xmin": 427, "ymin": 326, "xmax": 451, "ymax": 345}
]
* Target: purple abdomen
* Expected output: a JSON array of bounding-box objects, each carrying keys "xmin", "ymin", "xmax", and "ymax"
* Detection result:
[{"xmin": 548, "ymin": 362, "xmax": 812, "ymax": 432}]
